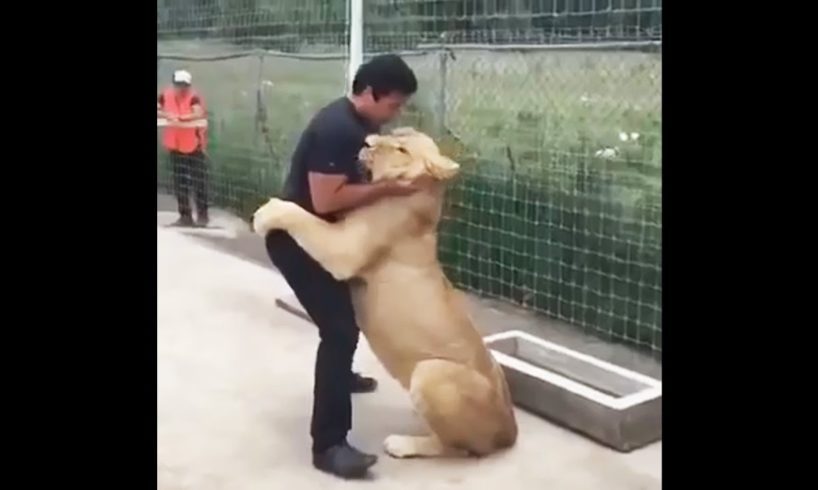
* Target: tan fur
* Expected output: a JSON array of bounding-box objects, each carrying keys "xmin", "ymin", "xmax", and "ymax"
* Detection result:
[{"xmin": 253, "ymin": 127, "xmax": 517, "ymax": 458}]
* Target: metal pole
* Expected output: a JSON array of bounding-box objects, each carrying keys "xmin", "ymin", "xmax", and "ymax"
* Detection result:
[
  {"xmin": 436, "ymin": 49, "xmax": 448, "ymax": 135},
  {"xmin": 347, "ymin": 0, "xmax": 363, "ymax": 94}
]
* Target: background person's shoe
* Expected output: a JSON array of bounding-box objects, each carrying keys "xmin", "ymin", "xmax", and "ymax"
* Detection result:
[
  {"xmin": 195, "ymin": 214, "xmax": 210, "ymax": 228},
  {"xmin": 169, "ymin": 215, "xmax": 194, "ymax": 227},
  {"xmin": 352, "ymin": 372, "xmax": 377, "ymax": 393},
  {"xmin": 312, "ymin": 441, "xmax": 377, "ymax": 479}
]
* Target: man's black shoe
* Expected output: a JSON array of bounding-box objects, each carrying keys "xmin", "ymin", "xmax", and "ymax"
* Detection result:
[
  {"xmin": 312, "ymin": 441, "xmax": 377, "ymax": 479},
  {"xmin": 352, "ymin": 372, "xmax": 377, "ymax": 393},
  {"xmin": 342, "ymin": 441, "xmax": 378, "ymax": 465}
]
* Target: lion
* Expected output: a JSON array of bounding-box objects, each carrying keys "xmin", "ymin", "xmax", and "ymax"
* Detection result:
[{"xmin": 252, "ymin": 127, "xmax": 518, "ymax": 459}]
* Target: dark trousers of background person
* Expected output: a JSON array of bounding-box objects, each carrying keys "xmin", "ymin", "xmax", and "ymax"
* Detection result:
[
  {"xmin": 170, "ymin": 150, "xmax": 209, "ymax": 219},
  {"xmin": 265, "ymin": 230, "xmax": 359, "ymax": 453}
]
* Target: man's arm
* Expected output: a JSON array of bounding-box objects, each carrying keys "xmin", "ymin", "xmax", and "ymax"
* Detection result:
[
  {"xmin": 176, "ymin": 101, "xmax": 205, "ymax": 122},
  {"xmin": 157, "ymin": 95, "xmax": 205, "ymax": 123},
  {"xmin": 308, "ymin": 172, "xmax": 412, "ymax": 215},
  {"xmin": 307, "ymin": 125, "xmax": 415, "ymax": 215}
]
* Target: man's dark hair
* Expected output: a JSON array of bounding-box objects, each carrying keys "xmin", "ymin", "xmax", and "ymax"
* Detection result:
[{"xmin": 352, "ymin": 54, "xmax": 418, "ymax": 100}]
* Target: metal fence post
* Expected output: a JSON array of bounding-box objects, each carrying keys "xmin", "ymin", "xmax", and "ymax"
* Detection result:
[
  {"xmin": 254, "ymin": 53, "xmax": 265, "ymax": 149},
  {"xmin": 255, "ymin": 52, "xmax": 278, "ymax": 181},
  {"xmin": 435, "ymin": 48, "xmax": 448, "ymax": 135},
  {"xmin": 347, "ymin": 0, "xmax": 364, "ymax": 95}
]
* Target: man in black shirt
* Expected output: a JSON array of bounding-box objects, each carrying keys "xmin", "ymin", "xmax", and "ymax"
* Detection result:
[{"xmin": 264, "ymin": 55, "xmax": 420, "ymax": 479}]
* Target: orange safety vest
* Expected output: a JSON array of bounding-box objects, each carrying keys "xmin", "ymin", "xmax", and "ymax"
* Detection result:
[{"xmin": 160, "ymin": 87, "xmax": 207, "ymax": 153}]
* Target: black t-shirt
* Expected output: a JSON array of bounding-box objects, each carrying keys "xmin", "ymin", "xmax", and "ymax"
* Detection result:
[{"xmin": 282, "ymin": 97, "xmax": 378, "ymax": 219}]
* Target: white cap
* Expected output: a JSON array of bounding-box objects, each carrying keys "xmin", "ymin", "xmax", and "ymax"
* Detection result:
[{"xmin": 172, "ymin": 70, "xmax": 192, "ymax": 85}]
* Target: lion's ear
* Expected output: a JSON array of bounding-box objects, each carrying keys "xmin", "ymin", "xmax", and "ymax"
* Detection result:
[
  {"xmin": 364, "ymin": 134, "xmax": 381, "ymax": 147},
  {"xmin": 424, "ymin": 155, "xmax": 460, "ymax": 180}
]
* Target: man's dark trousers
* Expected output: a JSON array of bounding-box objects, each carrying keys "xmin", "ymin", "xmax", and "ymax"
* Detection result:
[
  {"xmin": 170, "ymin": 150, "xmax": 209, "ymax": 219},
  {"xmin": 265, "ymin": 230, "xmax": 359, "ymax": 453}
]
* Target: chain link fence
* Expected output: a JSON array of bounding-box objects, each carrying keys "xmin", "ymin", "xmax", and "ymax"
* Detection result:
[{"xmin": 157, "ymin": 0, "xmax": 662, "ymax": 359}]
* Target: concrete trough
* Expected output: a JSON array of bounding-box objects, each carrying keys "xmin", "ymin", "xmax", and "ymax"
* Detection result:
[{"xmin": 484, "ymin": 330, "xmax": 662, "ymax": 453}]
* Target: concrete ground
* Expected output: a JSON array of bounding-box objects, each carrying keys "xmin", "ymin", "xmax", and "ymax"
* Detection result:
[{"xmin": 157, "ymin": 219, "xmax": 661, "ymax": 489}]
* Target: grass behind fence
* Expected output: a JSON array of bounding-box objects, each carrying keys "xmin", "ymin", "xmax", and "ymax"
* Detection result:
[{"xmin": 158, "ymin": 45, "xmax": 662, "ymax": 358}]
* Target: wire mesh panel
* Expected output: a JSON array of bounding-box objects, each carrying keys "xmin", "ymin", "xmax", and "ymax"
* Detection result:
[
  {"xmin": 433, "ymin": 45, "xmax": 661, "ymax": 356},
  {"xmin": 365, "ymin": 0, "xmax": 662, "ymax": 47},
  {"xmin": 157, "ymin": 0, "xmax": 350, "ymax": 218},
  {"xmin": 157, "ymin": 0, "xmax": 349, "ymax": 49},
  {"xmin": 157, "ymin": 0, "xmax": 662, "ymax": 359},
  {"xmin": 366, "ymin": 1, "xmax": 662, "ymax": 357}
]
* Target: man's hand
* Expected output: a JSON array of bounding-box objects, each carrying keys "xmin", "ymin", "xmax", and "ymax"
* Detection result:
[{"xmin": 177, "ymin": 104, "xmax": 205, "ymax": 123}]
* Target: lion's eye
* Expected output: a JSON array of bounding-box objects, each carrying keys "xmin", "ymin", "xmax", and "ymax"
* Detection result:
[{"xmin": 397, "ymin": 147, "xmax": 408, "ymax": 154}]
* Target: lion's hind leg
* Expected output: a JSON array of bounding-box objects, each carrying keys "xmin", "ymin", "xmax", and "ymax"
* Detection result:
[{"xmin": 383, "ymin": 359, "xmax": 517, "ymax": 459}]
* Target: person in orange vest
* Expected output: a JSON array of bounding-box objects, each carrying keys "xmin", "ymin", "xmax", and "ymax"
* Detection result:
[{"xmin": 158, "ymin": 69, "xmax": 210, "ymax": 227}]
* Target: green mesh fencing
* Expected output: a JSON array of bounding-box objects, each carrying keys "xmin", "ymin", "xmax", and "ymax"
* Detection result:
[{"xmin": 157, "ymin": 0, "xmax": 662, "ymax": 359}]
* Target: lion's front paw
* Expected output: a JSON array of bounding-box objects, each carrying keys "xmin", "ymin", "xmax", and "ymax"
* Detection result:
[
  {"xmin": 252, "ymin": 198, "xmax": 297, "ymax": 235},
  {"xmin": 383, "ymin": 435, "xmax": 418, "ymax": 459}
]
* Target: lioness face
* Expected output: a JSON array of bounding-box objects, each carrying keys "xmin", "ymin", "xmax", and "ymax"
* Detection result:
[{"xmin": 358, "ymin": 127, "xmax": 460, "ymax": 183}]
